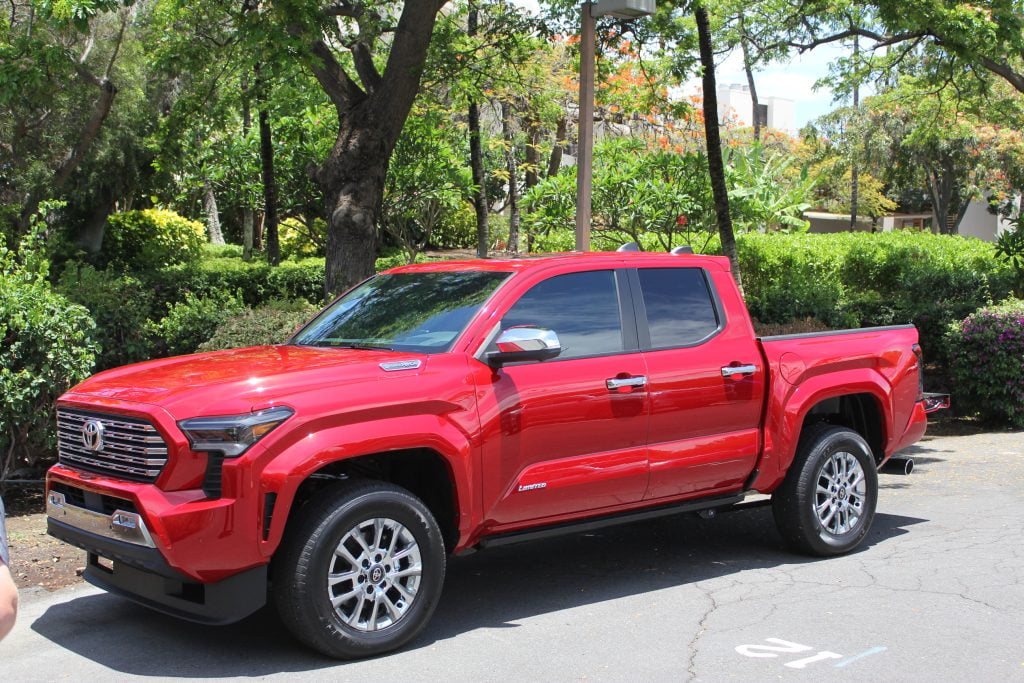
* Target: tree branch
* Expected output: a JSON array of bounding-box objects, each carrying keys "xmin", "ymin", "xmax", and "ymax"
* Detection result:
[{"xmin": 308, "ymin": 38, "xmax": 366, "ymax": 108}]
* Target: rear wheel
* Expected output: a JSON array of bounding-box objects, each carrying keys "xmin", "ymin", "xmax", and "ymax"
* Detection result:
[
  {"xmin": 273, "ymin": 480, "xmax": 446, "ymax": 659},
  {"xmin": 772, "ymin": 424, "xmax": 878, "ymax": 556}
]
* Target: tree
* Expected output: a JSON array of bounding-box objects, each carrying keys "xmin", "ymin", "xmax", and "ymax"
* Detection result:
[
  {"xmin": 273, "ymin": 1, "xmax": 450, "ymax": 295},
  {"xmin": 695, "ymin": 5, "xmax": 741, "ymax": 287}
]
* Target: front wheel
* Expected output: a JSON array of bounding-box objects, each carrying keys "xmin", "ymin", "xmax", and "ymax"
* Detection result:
[
  {"xmin": 273, "ymin": 480, "xmax": 446, "ymax": 659},
  {"xmin": 772, "ymin": 424, "xmax": 878, "ymax": 556}
]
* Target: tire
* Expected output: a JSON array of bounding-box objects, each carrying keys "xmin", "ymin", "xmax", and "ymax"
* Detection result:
[
  {"xmin": 273, "ymin": 480, "xmax": 446, "ymax": 659},
  {"xmin": 772, "ymin": 424, "xmax": 878, "ymax": 557}
]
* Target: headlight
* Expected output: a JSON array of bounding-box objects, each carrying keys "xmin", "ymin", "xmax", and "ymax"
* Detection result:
[{"xmin": 179, "ymin": 406, "xmax": 294, "ymax": 457}]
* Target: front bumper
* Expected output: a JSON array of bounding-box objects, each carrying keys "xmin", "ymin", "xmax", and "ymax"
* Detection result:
[{"xmin": 48, "ymin": 509, "xmax": 266, "ymax": 625}]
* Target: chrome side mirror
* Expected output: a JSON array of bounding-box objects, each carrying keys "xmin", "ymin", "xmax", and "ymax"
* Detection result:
[{"xmin": 487, "ymin": 326, "xmax": 562, "ymax": 366}]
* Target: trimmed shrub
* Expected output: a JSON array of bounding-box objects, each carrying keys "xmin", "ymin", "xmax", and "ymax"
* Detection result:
[
  {"xmin": 147, "ymin": 291, "xmax": 244, "ymax": 357},
  {"xmin": 198, "ymin": 300, "xmax": 319, "ymax": 351},
  {"xmin": 202, "ymin": 243, "xmax": 244, "ymax": 259},
  {"xmin": 1, "ymin": 238, "xmax": 98, "ymax": 476},
  {"xmin": 102, "ymin": 209, "xmax": 205, "ymax": 271},
  {"xmin": 946, "ymin": 299, "xmax": 1024, "ymax": 428},
  {"xmin": 57, "ymin": 263, "xmax": 156, "ymax": 370},
  {"xmin": 730, "ymin": 232, "xmax": 1015, "ymax": 361},
  {"xmin": 151, "ymin": 257, "xmax": 327, "ymax": 311}
]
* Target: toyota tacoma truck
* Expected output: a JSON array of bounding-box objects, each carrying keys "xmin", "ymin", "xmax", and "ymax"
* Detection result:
[{"xmin": 46, "ymin": 250, "xmax": 941, "ymax": 658}]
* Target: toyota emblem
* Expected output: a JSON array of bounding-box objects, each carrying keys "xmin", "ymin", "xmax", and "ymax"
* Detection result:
[{"xmin": 81, "ymin": 420, "xmax": 105, "ymax": 452}]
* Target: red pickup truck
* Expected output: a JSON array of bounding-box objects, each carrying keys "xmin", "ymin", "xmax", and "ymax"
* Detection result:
[{"xmin": 47, "ymin": 251, "xmax": 938, "ymax": 658}]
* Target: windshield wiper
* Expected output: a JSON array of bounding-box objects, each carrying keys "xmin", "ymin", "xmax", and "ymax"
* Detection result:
[{"xmin": 307, "ymin": 340, "xmax": 394, "ymax": 351}]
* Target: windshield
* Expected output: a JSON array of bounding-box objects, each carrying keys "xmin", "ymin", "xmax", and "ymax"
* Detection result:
[{"xmin": 292, "ymin": 270, "xmax": 510, "ymax": 353}]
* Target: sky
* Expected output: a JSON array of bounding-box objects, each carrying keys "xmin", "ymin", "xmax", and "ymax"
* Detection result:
[{"xmin": 508, "ymin": 0, "xmax": 853, "ymax": 128}]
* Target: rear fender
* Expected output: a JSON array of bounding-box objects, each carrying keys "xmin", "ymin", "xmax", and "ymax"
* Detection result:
[
  {"xmin": 751, "ymin": 369, "xmax": 892, "ymax": 492},
  {"xmin": 255, "ymin": 415, "xmax": 474, "ymax": 554}
]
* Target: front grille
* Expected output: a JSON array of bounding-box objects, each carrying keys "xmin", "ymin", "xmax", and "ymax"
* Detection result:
[{"xmin": 57, "ymin": 409, "xmax": 169, "ymax": 483}]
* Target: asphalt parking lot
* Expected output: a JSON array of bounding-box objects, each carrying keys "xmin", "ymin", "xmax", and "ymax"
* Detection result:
[{"xmin": 3, "ymin": 430, "xmax": 1023, "ymax": 681}]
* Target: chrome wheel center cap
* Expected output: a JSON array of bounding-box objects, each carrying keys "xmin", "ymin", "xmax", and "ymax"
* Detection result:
[{"xmin": 369, "ymin": 565, "xmax": 385, "ymax": 584}]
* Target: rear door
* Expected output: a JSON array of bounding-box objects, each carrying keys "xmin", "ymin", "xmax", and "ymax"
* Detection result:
[
  {"xmin": 474, "ymin": 268, "xmax": 651, "ymax": 527},
  {"xmin": 631, "ymin": 266, "xmax": 764, "ymax": 499}
]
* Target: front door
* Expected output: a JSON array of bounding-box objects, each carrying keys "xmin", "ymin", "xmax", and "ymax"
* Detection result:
[{"xmin": 474, "ymin": 269, "xmax": 650, "ymax": 528}]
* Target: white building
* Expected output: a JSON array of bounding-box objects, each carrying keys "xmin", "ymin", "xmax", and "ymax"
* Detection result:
[{"xmin": 716, "ymin": 83, "xmax": 796, "ymax": 135}]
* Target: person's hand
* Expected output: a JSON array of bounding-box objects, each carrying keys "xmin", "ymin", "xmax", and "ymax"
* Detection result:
[{"xmin": 0, "ymin": 497, "xmax": 18, "ymax": 640}]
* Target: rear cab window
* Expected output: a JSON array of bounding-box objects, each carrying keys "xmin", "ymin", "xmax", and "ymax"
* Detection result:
[{"xmin": 636, "ymin": 267, "xmax": 721, "ymax": 349}]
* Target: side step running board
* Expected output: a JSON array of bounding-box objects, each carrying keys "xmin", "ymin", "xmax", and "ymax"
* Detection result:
[{"xmin": 474, "ymin": 492, "xmax": 745, "ymax": 550}]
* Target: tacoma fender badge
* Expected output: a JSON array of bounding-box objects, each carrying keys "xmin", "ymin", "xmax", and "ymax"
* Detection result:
[
  {"xmin": 518, "ymin": 482, "xmax": 547, "ymax": 492},
  {"xmin": 379, "ymin": 360, "xmax": 422, "ymax": 372}
]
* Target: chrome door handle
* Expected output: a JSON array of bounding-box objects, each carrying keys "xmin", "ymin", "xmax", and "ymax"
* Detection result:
[
  {"xmin": 606, "ymin": 376, "xmax": 647, "ymax": 390},
  {"xmin": 721, "ymin": 364, "xmax": 758, "ymax": 377}
]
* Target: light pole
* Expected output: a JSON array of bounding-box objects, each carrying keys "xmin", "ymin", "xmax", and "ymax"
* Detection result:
[{"xmin": 575, "ymin": 0, "xmax": 655, "ymax": 252}]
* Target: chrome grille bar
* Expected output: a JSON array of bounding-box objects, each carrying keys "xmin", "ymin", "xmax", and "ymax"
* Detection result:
[{"xmin": 56, "ymin": 409, "xmax": 170, "ymax": 482}]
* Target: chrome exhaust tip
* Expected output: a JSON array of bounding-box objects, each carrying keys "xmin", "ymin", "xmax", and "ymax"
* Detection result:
[{"xmin": 881, "ymin": 456, "xmax": 914, "ymax": 475}]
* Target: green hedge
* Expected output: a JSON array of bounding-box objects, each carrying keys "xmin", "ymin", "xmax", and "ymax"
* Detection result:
[
  {"xmin": 733, "ymin": 232, "xmax": 1015, "ymax": 362},
  {"xmin": 151, "ymin": 257, "xmax": 327, "ymax": 311},
  {"xmin": 198, "ymin": 300, "xmax": 319, "ymax": 351},
  {"xmin": 946, "ymin": 299, "xmax": 1024, "ymax": 427}
]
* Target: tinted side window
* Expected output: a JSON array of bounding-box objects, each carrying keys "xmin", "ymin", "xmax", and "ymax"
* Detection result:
[
  {"xmin": 638, "ymin": 268, "xmax": 720, "ymax": 348},
  {"xmin": 501, "ymin": 270, "xmax": 623, "ymax": 359}
]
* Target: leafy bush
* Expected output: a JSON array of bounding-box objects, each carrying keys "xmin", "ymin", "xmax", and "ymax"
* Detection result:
[
  {"xmin": 431, "ymin": 204, "xmax": 477, "ymax": 250},
  {"xmin": 1, "ymin": 231, "xmax": 98, "ymax": 477},
  {"xmin": 57, "ymin": 263, "xmax": 156, "ymax": 370},
  {"xmin": 731, "ymin": 231, "xmax": 1015, "ymax": 361},
  {"xmin": 147, "ymin": 291, "xmax": 244, "ymax": 357},
  {"xmin": 280, "ymin": 218, "xmax": 325, "ymax": 260},
  {"xmin": 151, "ymin": 257, "xmax": 327, "ymax": 311},
  {"xmin": 946, "ymin": 300, "xmax": 1024, "ymax": 427},
  {"xmin": 198, "ymin": 300, "xmax": 319, "ymax": 351},
  {"xmin": 102, "ymin": 209, "xmax": 206, "ymax": 271},
  {"xmin": 202, "ymin": 243, "xmax": 244, "ymax": 259}
]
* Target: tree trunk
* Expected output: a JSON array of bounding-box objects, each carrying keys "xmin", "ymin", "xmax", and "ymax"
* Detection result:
[
  {"xmin": 300, "ymin": 1, "xmax": 444, "ymax": 295},
  {"xmin": 739, "ymin": 15, "xmax": 760, "ymax": 142},
  {"xmin": 502, "ymin": 100, "xmax": 520, "ymax": 255},
  {"xmin": 468, "ymin": 4, "xmax": 489, "ymax": 259},
  {"xmin": 203, "ymin": 181, "xmax": 225, "ymax": 245},
  {"xmin": 77, "ymin": 186, "xmax": 116, "ymax": 254},
  {"xmin": 850, "ymin": 35, "xmax": 860, "ymax": 231},
  {"xmin": 696, "ymin": 6, "xmax": 742, "ymax": 288},
  {"xmin": 524, "ymin": 112, "xmax": 541, "ymax": 190},
  {"xmin": 317, "ymin": 112, "xmax": 390, "ymax": 295},
  {"xmin": 546, "ymin": 117, "xmax": 567, "ymax": 178},
  {"xmin": 259, "ymin": 109, "xmax": 280, "ymax": 265},
  {"xmin": 242, "ymin": 88, "xmax": 254, "ymax": 260}
]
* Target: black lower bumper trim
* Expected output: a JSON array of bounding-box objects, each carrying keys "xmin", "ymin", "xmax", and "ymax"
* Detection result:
[{"xmin": 49, "ymin": 518, "xmax": 267, "ymax": 625}]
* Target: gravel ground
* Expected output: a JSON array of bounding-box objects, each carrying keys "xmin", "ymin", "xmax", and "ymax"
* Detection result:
[{"xmin": 2, "ymin": 429, "xmax": 1022, "ymax": 681}]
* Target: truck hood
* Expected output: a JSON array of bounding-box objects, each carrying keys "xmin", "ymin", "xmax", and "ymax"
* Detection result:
[{"xmin": 63, "ymin": 345, "xmax": 427, "ymax": 418}]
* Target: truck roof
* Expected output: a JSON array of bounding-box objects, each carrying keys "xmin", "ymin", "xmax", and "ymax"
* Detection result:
[{"xmin": 385, "ymin": 251, "xmax": 732, "ymax": 275}]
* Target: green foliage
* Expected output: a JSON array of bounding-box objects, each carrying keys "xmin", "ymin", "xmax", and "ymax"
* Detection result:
[
  {"xmin": 383, "ymin": 106, "xmax": 473, "ymax": 263},
  {"xmin": 946, "ymin": 299, "xmax": 1024, "ymax": 428},
  {"xmin": 198, "ymin": 300, "xmax": 319, "ymax": 352},
  {"xmin": 152, "ymin": 257, "xmax": 327, "ymax": 311},
  {"xmin": 203, "ymin": 243, "xmax": 245, "ymax": 259},
  {"xmin": 280, "ymin": 218, "xmax": 325, "ymax": 260},
  {"xmin": 523, "ymin": 139, "xmax": 818, "ymax": 252},
  {"xmin": 733, "ymin": 232, "xmax": 1016, "ymax": 363},
  {"xmin": 102, "ymin": 209, "xmax": 206, "ymax": 271},
  {"xmin": 147, "ymin": 291, "xmax": 244, "ymax": 358},
  {"xmin": 431, "ymin": 204, "xmax": 477, "ymax": 250},
  {"xmin": 0, "ymin": 228, "xmax": 97, "ymax": 477},
  {"xmin": 57, "ymin": 263, "xmax": 155, "ymax": 369},
  {"xmin": 725, "ymin": 144, "xmax": 817, "ymax": 231},
  {"xmin": 995, "ymin": 217, "xmax": 1024, "ymax": 296}
]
